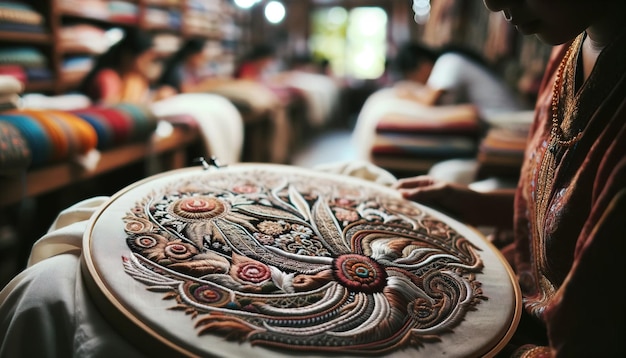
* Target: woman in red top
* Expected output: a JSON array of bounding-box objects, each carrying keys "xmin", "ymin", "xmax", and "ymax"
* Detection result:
[{"xmin": 395, "ymin": 1, "xmax": 626, "ymax": 357}]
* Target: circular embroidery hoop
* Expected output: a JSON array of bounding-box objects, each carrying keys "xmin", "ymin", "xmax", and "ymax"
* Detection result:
[{"xmin": 82, "ymin": 164, "xmax": 520, "ymax": 357}]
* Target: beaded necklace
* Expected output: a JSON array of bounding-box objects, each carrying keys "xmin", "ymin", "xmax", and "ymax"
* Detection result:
[
  {"xmin": 534, "ymin": 36, "xmax": 582, "ymax": 249},
  {"xmin": 549, "ymin": 42, "xmax": 582, "ymax": 152}
]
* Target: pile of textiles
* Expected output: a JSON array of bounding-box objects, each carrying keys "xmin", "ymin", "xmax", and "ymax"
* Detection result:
[
  {"xmin": 107, "ymin": 1, "xmax": 138, "ymax": 24},
  {"xmin": 59, "ymin": 24, "xmax": 110, "ymax": 85},
  {"xmin": 370, "ymin": 105, "xmax": 481, "ymax": 174},
  {"xmin": 0, "ymin": 47, "xmax": 52, "ymax": 86},
  {"xmin": 0, "ymin": 75, "xmax": 29, "ymax": 172},
  {"xmin": 144, "ymin": 6, "xmax": 181, "ymax": 30},
  {"xmin": 0, "ymin": 1, "xmax": 46, "ymax": 33},
  {"xmin": 57, "ymin": 0, "xmax": 138, "ymax": 24},
  {"xmin": 0, "ymin": 103, "xmax": 158, "ymax": 170},
  {"xmin": 58, "ymin": 0, "xmax": 108, "ymax": 19},
  {"xmin": 185, "ymin": 0, "xmax": 222, "ymax": 37},
  {"xmin": 476, "ymin": 110, "xmax": 534, "ymax": 179},
  {"xmin": 59, "ymin": 24, "xmax": 110, "ymax": 55},
  {"xmin": 0, "ymin": 75, "xmax": 22, "ymax": 111},
  {"xmin": 352, "ymin": 86, "xmax": 482, "ymax": 175}
]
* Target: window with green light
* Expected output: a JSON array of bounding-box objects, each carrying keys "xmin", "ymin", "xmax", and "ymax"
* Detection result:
[{"xmin": 310, "ymin": 6, "xmax": 387, "ymax": 80}]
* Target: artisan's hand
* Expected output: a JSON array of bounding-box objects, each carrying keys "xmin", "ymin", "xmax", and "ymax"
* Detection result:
[
  {"xmin": 394, "ymin": 175, "xmax": 516, "ymax": 228},
  {"xmin": 393, "ymin": 175, "xmax": 476, "ymax": 223}
]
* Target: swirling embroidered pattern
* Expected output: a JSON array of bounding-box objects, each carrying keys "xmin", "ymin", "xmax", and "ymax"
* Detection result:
[{"xmin": 121, "ymin": 170, "xmax": 486, "ymax": 354}]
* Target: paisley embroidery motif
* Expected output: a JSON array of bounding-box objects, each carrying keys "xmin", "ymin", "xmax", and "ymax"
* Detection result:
[{"xmin": 121, "ymin": 170, "xmax": 487, "ymax": 354}]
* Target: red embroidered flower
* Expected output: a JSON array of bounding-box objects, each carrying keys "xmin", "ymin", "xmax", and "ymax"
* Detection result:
[
  {"xmin": 332, "ymin": 254, "xmax": 387, "ymax": 293},
  {"xmin": 235, "ymin": 262, "xmax": 272, "ymax": 283}
]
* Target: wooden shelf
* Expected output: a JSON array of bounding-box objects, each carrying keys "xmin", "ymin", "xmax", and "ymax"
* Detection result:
[
  {"xmin": 0, "ymin": 31, "xmax": 52, "ymax": 44},
  {"xmin": 0, "ymin": 126, "xmax": 200, "ymax": 207},
  {"xmin": 59, "ymin": 8, "xmax": 139, "ymax": 27}
]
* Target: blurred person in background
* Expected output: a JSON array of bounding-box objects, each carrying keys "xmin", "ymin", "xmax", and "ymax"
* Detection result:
[{"xmin": 79, "ymin": 29, "xmax": 159, "ymax": 105}]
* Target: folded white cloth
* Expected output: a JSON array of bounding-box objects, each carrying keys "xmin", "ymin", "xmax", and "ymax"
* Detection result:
[{"xmin": 151, "ymin": 93, "xmax": 244, "ymax": 165}]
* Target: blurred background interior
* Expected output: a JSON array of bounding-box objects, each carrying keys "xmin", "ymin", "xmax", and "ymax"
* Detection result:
[{"xmin": 0, "ymin": 0, "xmax": 551, "ymax": 286}]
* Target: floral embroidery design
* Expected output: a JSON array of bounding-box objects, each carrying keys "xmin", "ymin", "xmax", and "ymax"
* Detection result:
[{"xmin": 122, "ymin": 170, "xmax": 486, "ymax": 354}]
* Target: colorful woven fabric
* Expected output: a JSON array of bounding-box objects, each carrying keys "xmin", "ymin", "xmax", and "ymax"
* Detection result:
[
  {"xmin": 0, "ymin": 113, "xmax": 52, "ymax": 166},
  {"xmin": 0, "ymin": 120, "xmax": 31, "ymax": 172},
  {"xmin": 112, "ymin": 102, "xmax": 158, "ymax": 140},
  {"xmin": 71, "ymin": 103, "xmax": 158, "ymax": 149},
  {"xmin": 0, "ymin": 47, "xmax": 47, "ymax": 67},
  {"xmin": 372, "ymin": 132, "xmax": 478, "ymax": 159},
  {"xmin": 48, "ymin": 111, "xmax": 99, "ymax": 155},
  {"xmin": 70, "ymin": 111, "xmax": 114, "ymax": 149},
  {"xmin": 14, "ymin": 110, "xmax": 70, "ymax": 161},
  {"xmin": 1, "ymin": 109, "xmax": 99, "ymax": 166}
]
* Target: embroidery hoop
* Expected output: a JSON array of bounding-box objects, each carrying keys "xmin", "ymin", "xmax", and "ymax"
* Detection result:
[{"xmin": 81, "ymin": 164, "xmax": 521, "ymax": 358}]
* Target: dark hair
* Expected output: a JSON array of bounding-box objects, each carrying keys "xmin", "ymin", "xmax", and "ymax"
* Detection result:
[
  {"xmin": 79, "ymin": 29, "xmax": 153, "ymax": 99},
  {"xmin": 157, "ymin": 38, "xmax": 206, "ymax": 91},
  {"xmin": 244, "ymin": 43, "xmax": 276, "ymax": 62},
  {"xmin": 393, "ymin": 42, "xmax": 440, "ymax": 77},
  {"xmin": 234, "ymin": 43, "xmax": 277, "ymax": 78}
]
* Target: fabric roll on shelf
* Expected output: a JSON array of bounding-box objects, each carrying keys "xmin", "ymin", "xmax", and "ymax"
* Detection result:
[
  {"xmin": 0, "ymin": 113, "xmax": 53, "ymax": 167},
  {"xmin": 70, "ymin": 110, "xmax": 115, "ymax": 149},
  {"xmin": 0, "ymin": 75, "xmax": 23, "ymax": 111},
  {"xmin": 2, "ymin": 109, "xmax": 99, "ymax": 165},
  {"xmin": 70, "ymin": 103, "xmax": 159, "ymax": 149},
  {"xmin": 0, "ymin": 120, "xmax": 31, "ymax": 173},
  {"xmin": 0, "ymin": 47, "xmax": 53, "ymax": 86}
]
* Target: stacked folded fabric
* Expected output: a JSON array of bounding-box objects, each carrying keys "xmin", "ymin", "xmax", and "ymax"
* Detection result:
[
  {"xmin": 58, "ymin": 0, "xmax": 108, "ymax": 19},
  {"xmin": 144, "ymin": 6, "xmax": 181, "ymax": 30},
  {"xmin": 59, "ymin": 24, "xmax": 109, "ymax": 55},
  {"xmin": 57, "ymin": 0, "xmax": 138, "ymax": 24},
  {"xmin": 0, "ymin": 75, "xmax": 22, "ymax": 111},
  {"xmin": 476, "ymin": 111, "xmax": 534, "ymax": 179},
  {"xmin": 370, "ymin": 105, "xmax": 481, "ymax": 174},
  {"xmin": 0, "ymin": 47, "xmax": 52, "ymax": 86},
  {"xmin": 0, "ymin": 1, "xmax": 46, "ymax": 33},
  {"xmin": 185, "ymin": 0, "xmax": 222, "ymax": 37},
  {"xmin": 108, "ymin": 1, "xmax": 138, "ymax": 24}
]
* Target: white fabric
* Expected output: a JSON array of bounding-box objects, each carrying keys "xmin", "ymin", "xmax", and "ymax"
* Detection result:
[
  {"xmin": 0, "ymin": 196, "xmax": 144, "ymax": 358},
  {"xmin": 427, "ymin": 158, "xmax": 479, "ymax": 186},
  {"xmin": 20, "ymin": 93, "xmax": 92, "ymax": 111},
  {"xmin": 426, "ymin": 52, "xmax": 524, "ymax": 118},
  {"xmin": 313, "ymin": 160, "xmax": 398, "ymax": 186},
  {"xmin": 279, "ymin": 71, "xmax": 340, "ymax": 127},
  {"xmin": 150, "ymin": 93, "xmax": 244, "ymax": 165}
]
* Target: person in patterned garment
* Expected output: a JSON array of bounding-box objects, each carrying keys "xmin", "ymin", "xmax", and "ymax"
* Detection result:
[{"xmin": 395, "ymin": 1, "xmax": 626, "ymax": 357}]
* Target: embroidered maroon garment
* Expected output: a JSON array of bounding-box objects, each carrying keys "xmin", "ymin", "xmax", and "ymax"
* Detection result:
[{"xmin": 512, "ymin": 32, "xmax": 626, "ymax": 356}]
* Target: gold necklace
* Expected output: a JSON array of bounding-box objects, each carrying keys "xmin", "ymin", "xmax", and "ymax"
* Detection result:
[
  {"xmin": 549, "ymin": 41, "xmax": 582, "ymax": 152},
  {"xmin": 534, "ymin": 39, "xmax": 579, "ymax": 242}
]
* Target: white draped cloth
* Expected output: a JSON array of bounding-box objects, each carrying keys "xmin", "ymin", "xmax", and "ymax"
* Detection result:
[
  {"xmin": 151, "ymin": 93, "xmax": 244, "ymax": 165},
  {"xmin": 0, "ymin": 197, "xmax": 143, "ymax": 358}
]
